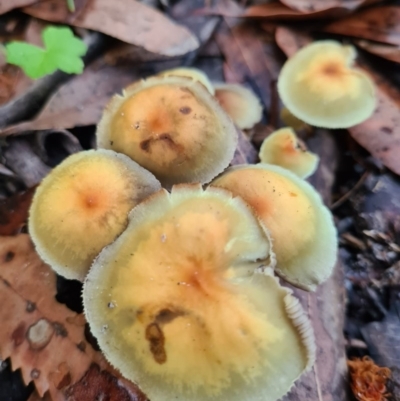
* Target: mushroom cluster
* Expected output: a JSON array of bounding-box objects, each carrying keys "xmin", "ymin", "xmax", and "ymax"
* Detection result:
[{"xmin": 28, "ymin": 65, "xmax": 339, "ymax": 401}]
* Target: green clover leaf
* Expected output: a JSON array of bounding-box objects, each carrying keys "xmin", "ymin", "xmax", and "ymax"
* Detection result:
[{"xmin": 5, "ymin": 26, "xmax": 87, "ymax": 79}]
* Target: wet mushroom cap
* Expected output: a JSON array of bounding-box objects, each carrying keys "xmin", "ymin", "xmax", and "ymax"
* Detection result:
[
  {"xmin": 96, "ymin": 76, "xmax": 237, "ymax": 188},
  {"xmin": 259, "ymin": 127, "xmax": 319, "ymax": 179},
  {"xmin": 213, "ymin": 83, "xmax": 263, "ymax": 129},
  {"xmin": 278, "ymin": 41, "xmax": 376, "ymax": 128},
  {"xmin": 29, "ymin": 149, "xmax": 161, "ymax": 281},
  {"xmin": 211, "ymin": 164, "xmax": 337, "ymax": 291},
  {"xmin": 84, "ymin": 184, "xmax": 314, "ymax": 401},
  {"xmin": 158, "ymin": 67, "xmax": 215, "ymax": 94}
]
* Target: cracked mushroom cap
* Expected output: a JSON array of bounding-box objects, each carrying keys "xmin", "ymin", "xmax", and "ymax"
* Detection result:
[
  {"xmin": 84, "ymin": 184, "xmax": 315, "ymax": 401},
  {"xmin": 211, "ymin": 164, "xmax": 337, "ymax": 291},
  {"xmin": 158, "ymin": 67, "xmax": 214, "ymax": 94},
  {"xmin": 213, "ymin": 83, "xmax": 263, "ymax": 129},
  {"xmin": 259, "ymin": 127, "xmax": 319, "ymax": 179},
  {"xmin": 278, "ymin": 41, "xmax": 376, "ymax": 128},
  {"xmin": 29, "ymin": 149, "xmax": 161, "ymax": 281},
  {"xmin": 96, "ymin": 76, "xmax": 237, "ymax": 188}
]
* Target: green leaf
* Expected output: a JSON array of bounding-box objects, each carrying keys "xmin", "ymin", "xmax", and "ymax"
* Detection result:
[{"xmin": 5, "ymin": 26, "xmax": 87, "ymax": 79}]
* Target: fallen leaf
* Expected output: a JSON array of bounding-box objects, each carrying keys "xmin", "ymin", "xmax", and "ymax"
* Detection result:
[
  {"xmin": 0, "ymin": 234, "xmax": 147, "ymax": 401},
  {"xmin": 22, "ymin": 0, "xmax": 89, "ymax": 22},
  {"xmin": 324, "ymin": 6, "xmax": 400, "ymax": 46},
  {"xmin": 199, "ymin": 0, "xmax": 381, "ymax": 20},
  {"xmin": 65, "ymin": 363, "xmax": 147, "ymax": 401},
  {"xmin": 349, "ymin": 65, "xmax": 400, "ymax": 176},
  {"xmin": 356, "ymin": 40, "xmax": 400, "ymax": 64},
  {"xmin": 244, "ymin": 2, "xmax": 345, "ymax": 19},
  {"xmin": 0, "ymin": 187, "xmax": 36, "ymax": 236},
  {"xmin": 0, "ymin": 59, "xmax": 141, "ymax": 136},
  {"xmin": 280, "ymin": 0, "xmax": 380, "ymax": 13},
  {"xmin": 3, "ymin": 137, "xmax": 52, "ymax": 186},
  {"xmin": 0, "ymin": 18, "xmax": 46, "ymax": 106},
  {"xmin": 274, "ymin": 26, "xmax": 400, "ymax": 176},
  {"xmin": 274, "ymin": 25, "xmax": 311, "ymax": 57},
  {"xmin": 230, "ymin": 129, "xmax": 258, "ymax": 165},
  {"xmin": 24, "ymin": 0, "xmax": 199, "ymax": 56},
  {"xmin": 0, "ymin": 0, "xmax": 38, "ymax": 15},
  {"xmin": 215, "ymin": 18, "xmax": 281, "ymax": 114}
]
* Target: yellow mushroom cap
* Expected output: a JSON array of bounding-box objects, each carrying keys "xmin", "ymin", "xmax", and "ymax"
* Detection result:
[
  {"xmin": 83, "ymin": 184, "xmax": 315, "ymax": 401},
  {"xmin": 211, "ymin": 164, "xmax": 337, "ymax": 291},
  {"xmin": 213, "ymin": 83, "xmax": 263, "ymax": 129},
  {"xmin": 158, "ymin": 67, "xmax": 215, "ymax": 94},
  {"xmin": 259, "ymin": 127, "xmax": 319, "ymax": 179},
  {"xmin": 96, "ymin": 76, "xmax": 237, "ymax": 189},
  {"xmin": 29, "ymin": 149, "xmax": 161, "ymax": 281},
  {"xmin": 277, "ymin": 41, "xmax": 376, "ymax": 128}
]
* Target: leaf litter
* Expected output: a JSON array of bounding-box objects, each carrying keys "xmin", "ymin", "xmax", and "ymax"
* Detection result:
[
  {"xmin": 1, "ymin": 1, "xmax": 400, "ymax": 400},
  {"xmin": 0, "ymin": 234, "xmax": 146, "ymax": 401}
]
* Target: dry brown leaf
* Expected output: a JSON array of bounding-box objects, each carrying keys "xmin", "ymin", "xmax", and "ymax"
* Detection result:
[
  {"xmin": 0, "ymin": 187, "xmax": 36, "ymax": 236},
  {"xmin": 280, "ymin": 0, "xmax": 380, "ymax": 13},
  {"xmin": 0, "ymin": 59, "xmax": 141, "ymax": 136},
  {"xmin": 215, "ymin": 17, "xmax": 280, "ymax": 114},
  {"xmin": 349, "ymin": 65, "xmax": 400, "ymax": 176},
  {"xmin": 231, "ymin": 129, "xmax": 258, "ymax": 165},
  {"xmin": 324, "ymin": 6, "xmax": 400, "ymax": 46},
  {"xmin": 22, "ymin": 0, "xmax": 89, "ymax": 21},
  {"xmin": 0, "ymin": 0, "xmax": 38, "ymax": 15},
  {"xmin": 274, "ymin": 26, "xmax": 311, "ymax": 57},
  {"xmin": 0, "ymin": 18, "xmax": 46, "ymax": 107},
  {"xmin": 199, "ymin": 0, "xmax": 381, "ymax": 20},
  {"xmin": 0, "ymin": 234, "xmax": 146, "ymax": 401},
  {"xmin": 356, "ymin": 40, "xmax": 400, "ymax": 64},
  {"xmin": 23, "ymin": 0, "xmax": 199, "ymax": 56},
  {"xmin": 275, "ymin": 26, "xmax": 400, "ymax": 176}
]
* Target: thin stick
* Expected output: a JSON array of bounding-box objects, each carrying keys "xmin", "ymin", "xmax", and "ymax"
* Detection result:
[{"xmin": 331, "ymin": 170, "xmax": 369, "ymax": 210}]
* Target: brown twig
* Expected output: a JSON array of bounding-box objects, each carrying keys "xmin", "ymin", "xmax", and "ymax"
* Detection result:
[{"xmin": 331, "ymin": 170, "xmax": 370, "ymax": 210}]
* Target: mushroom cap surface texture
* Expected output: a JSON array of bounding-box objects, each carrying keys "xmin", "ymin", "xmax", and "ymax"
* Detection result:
[
  {"xmin": 29, "ymin": 149, "xmax": 161, "ymax": 281},
  {"xmin": 96, "ymin": 76, "xmax": 237, "ymax": 188},
  {"xmin": 84, "ymin": 184, "xmax": 315, "ymax": 401},
  {"xmin": 211, "ymin": 164, "xmax": 337, "ymax": 291},
  {"xmin": 277, "ymin": 40, "xmax": 376, "ymax": 128},
  {"xmin": 158, "ymin": 67, "xmax": 215, "ymax": 94},
  {"xmin": 213, "ymin": 83, "xmax": 263, "ymax": 129},
  {"xmin": 259, "ymin": 127, "xmax": 319, "ymax": 179}
]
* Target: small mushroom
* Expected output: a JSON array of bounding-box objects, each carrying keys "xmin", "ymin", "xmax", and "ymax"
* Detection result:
[
  {"xmin": 29, "ymin": 149, "xmax": 161, "ymax": 281},
  {"xmin": 211, "ymin": 164, "xmax": 337, "ymax": 291},
  {"xmin": 213, "ymin": 83, "xmax": 263, "ymax": 129},
  {"xmin": 96, "ymin": 76, "xmax": 238, "ymax": 189},
  {"xmin": 84, "ymin": 184, "xmax": 314, "ymax": 401},
  {"xmin": 158, "ymin": 67, "xmax": 214, "ymax": 94},
  {"xmin": 259, "ymin": 127, "xmax": 319, "ymax": 179},
  {"xmin": 278, "ymin": 40, "xmax": 376, "ymax": 128}
]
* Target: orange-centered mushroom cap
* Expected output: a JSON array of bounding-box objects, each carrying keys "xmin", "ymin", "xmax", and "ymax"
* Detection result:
[
  {"xmin": 29, "ymin": 149, "xmax": 161, "ymax": 281},
  {"xmin": 259, "ymin": 127, "xmax": 319, "ymax": 179},
  {"xmin": 278, "ymin": 41, "xmax": 376, "ymax": 128},
  {"xmin": 213, "ymin": 83, "xmax": 263, "ymax": 129},
  {"xmin": 84, "ymin": 184, "xmax": 315, "ymax": 401},
  {"xmin": 211, "ymin": 164, "xmax": 337, "ymax": 291},
  {"xmin": 96, "ymin": 76, "xmax": 237, "ymax": 188}
]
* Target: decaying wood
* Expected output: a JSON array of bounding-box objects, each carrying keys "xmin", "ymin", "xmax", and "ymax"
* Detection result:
[{"xmin": 282, "ymin": 131, "xmax": 348, "ymax": 401}]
